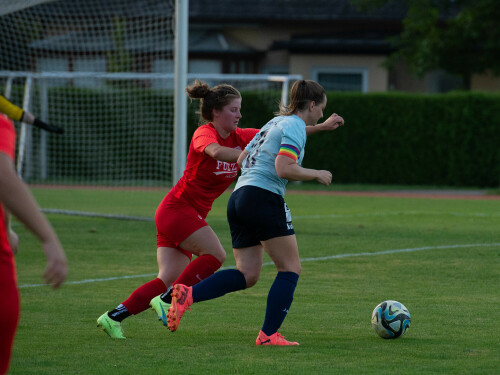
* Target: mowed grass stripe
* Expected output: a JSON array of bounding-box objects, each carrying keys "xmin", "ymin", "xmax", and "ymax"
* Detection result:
[{"xmin": 18, "ymin": 242, "xmax": 500, "ymax": 288}]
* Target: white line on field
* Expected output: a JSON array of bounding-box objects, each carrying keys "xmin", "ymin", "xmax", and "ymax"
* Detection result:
[
  {"xmin": 204, "ymin": 211, "xmax": 499, "ymax": 222},
  {"xmin": 18, "ymin": 243, "xmax": 499, "ymax": 288},
  {"xmin": 33, "ymin": 210, "xmax": 500, "ymax": 223}
]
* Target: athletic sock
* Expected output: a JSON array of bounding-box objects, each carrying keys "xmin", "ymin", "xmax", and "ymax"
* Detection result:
[
  {"xmin": 261, "ymin": 271, "xmax": 299, "ymax": 336},
  {"xmin": 121, "ymin": 278, "xmax": 167, "ymax": 315},
  {"xmin": 173, "ymin": 254, "xmax": 222, "ymax": 287},
  {"xmin": 159, "ymin": 255, "xmax": 223, "ymax": 304},
  {"xmin": 160, "ymin": 285, "xmax": 173, "ymax": 304},
  {"xmin": 108, "ymin": 304, "xmax": 129, "ymax": 322},
  {"xmin": 192, "ymin": 268, "xmax": 247, "ymax": 303}
]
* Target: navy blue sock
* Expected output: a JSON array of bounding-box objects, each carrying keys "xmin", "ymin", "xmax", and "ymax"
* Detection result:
[
  {"xmin": 192, "ymin": 269, "xmax": 247, "ymax": 303},
  {"xmin": 261, "ymin": 271, "xmax": 299, "ymax": 336}
]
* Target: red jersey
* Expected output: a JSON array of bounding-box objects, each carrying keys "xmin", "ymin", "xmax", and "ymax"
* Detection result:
[
  {"xmin": 169, "ymin": 124, "xmax": 259, "ymax": 216},
  {"xmin": 0, "ymin": 115, "xmax": 17, "ymax": 279}
]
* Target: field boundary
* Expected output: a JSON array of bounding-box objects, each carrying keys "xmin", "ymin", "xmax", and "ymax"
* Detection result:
[{"xmin": 30, "ymin": 184, "xmax": 500, "ymax": 200}]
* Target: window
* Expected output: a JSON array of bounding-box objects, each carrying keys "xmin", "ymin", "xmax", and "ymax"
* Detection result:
[
  {"xmin": 37, "ymin": 58, "xmax": 69, "ymax": 87},
  {"xmin": 152, "ymin": 59, "xmax": 174, "ymax": 89},
  {"xmin": 73, "ymin": 57, "xmax": 106, "ymax": 88},
  {"xmin": 312, "ymin": 67, "xmax": 368, "ymax": 92},
  {"xmin": 189, "ymin": 60, "xmax": 222, "ymax": 74},
  {"xmin": 261, "ymin": 65, "xmax": 289, "ymax": 75},
  {"xmin": 152, "ymin": 59, "xmax": 222, "ymax": 89}
]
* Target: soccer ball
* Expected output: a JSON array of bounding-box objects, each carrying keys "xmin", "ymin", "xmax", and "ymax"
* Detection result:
[{"xmin": 371, "ymin": 300, "xmax": 411, "ymax": 339}]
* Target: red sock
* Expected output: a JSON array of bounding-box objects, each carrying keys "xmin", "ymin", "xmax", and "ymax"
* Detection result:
[
  {"xmin": 174, "ymin": 254, "xmax": 222, "ymax": 287},
  {"xmin": 122, "ymin": 278, "xmax": 167, "ymax": 315}
]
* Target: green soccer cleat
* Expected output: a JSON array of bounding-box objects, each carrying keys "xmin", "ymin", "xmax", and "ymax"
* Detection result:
[
  {"xmin": 97, "ymin": 312, "xmax": 126, "ymax": 339},
  {"xmin": 150, "ymin": 295, "xmax": 170, "ymax": 327}
]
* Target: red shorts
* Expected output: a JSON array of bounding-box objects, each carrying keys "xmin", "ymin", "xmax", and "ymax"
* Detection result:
[{"xmin": 155, "ymin": 194, "xmax": 209, "ymax": 260}]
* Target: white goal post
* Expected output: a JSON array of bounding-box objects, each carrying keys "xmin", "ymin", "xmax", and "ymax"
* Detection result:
[{"xmin": 1, "ymin": 70, "xmax": 301, "ymax": 219}]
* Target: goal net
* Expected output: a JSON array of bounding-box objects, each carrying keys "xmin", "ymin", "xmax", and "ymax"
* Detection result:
[{"xmin": 0, "ymin": 0, "xmax": 300, "ymax": 220}]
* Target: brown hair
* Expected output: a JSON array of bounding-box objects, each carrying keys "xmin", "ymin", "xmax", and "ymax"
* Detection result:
[
  {"xmin": 276, "ymin": 80, "xmax": 326, "ymax": 116},
  {"xmin": 186, "ymin": 79, "xmax": 241, "ymax": 122}
]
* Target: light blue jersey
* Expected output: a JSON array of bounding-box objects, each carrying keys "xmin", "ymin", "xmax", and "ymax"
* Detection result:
[{"xmin": 235, "ymin": 115, "xmax": 306, "ymax": 197}]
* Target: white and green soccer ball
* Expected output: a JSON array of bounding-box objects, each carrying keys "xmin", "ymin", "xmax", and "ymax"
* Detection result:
[{"xmin": 371, "ymin": 300, "xmax": 411, "ymax": 339}]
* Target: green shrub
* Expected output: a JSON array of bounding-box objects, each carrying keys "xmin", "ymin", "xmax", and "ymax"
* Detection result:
[
  {"xmin": 12, "ymin": 85, "xmax": 500, "ymax": 187},
  {"xmin": 303, "ymin": 92, "xmax": 500, "ymax": 187}
]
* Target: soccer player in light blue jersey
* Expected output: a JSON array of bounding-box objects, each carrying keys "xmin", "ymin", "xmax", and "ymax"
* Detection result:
[{"xmin": 167, "ymin": 80, "xmax": 344, "ymax": 346}]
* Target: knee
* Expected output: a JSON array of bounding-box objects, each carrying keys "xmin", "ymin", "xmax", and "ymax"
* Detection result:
[
  {"xmin": 199, "ymin": 248, "xmax": 226, "ymax": 264},
  {"xmin": 241, "ymin": 269, "xmax": 260, "ymax": 288}
]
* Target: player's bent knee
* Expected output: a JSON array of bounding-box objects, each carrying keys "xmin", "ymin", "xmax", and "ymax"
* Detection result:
[{"xmin": 241, "ymin": 270, "xmax": 260, "ymax": 288}]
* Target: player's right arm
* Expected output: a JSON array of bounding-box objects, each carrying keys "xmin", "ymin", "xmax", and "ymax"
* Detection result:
[
  {"xmin": 204, "ymin": 143, "xmax": 242, "ymax": 162},
  {"xmin": 237, "ymin": 149, "xmax": 249, "ymax": 168}
]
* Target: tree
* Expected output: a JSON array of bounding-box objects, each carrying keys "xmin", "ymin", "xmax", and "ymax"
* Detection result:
[{"xmin": 351, "ymin": 0, "xmax": 500, "ymax": 90}]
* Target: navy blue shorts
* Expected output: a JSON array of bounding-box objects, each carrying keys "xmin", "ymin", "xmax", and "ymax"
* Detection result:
[{"xmin": 227, "ymin": 185, "xmax": 295, "ymax": 248}]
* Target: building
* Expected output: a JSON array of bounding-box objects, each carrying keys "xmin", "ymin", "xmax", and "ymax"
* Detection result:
[{"xmin": 4, "ymin": 0, "xmax": 499, "ymax": 93}]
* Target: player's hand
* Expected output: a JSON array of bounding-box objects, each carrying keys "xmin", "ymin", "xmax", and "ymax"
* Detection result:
[
  {"xmin": 33, "ymin": 118, "xmax": 64, "ymax": 134},
  {"xmin": 319, "ymin": 113, "xmax": 344, "ymax": 131},
  {"xmin": 42, "ymin": 239, "xmax": 68, "ymax": 289},
  {"xmin": 8, "ymin": 228, "xmax": 18, "ymax": 255},
  {"xmin": 315, "ymin": 170, "xmax": 332, "ymax": 186}
]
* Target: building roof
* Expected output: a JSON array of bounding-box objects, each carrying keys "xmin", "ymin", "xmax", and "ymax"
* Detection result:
[
  {"xmin": 272, "ymin": 32, "xmax": 395, "ymax": 55},
  {"xmin": 27, "ymin": 0, "xmax": 407, "ymax": 22},
  {"xmin": 189, "ymin": 0, "xmax": 408, "ymax": 22},
  {"xmin": 29, "ymin": 27, "xmax": 255, "ymax": 55},
  {"xmin": 23, "ymin": 0, "xmax": 404, "ymax": 56}
]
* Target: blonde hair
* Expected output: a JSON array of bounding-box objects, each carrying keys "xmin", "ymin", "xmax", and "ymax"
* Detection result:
[
  {"xmin": 276, "ymin": 80, "xmax": 326, "ymax": 116},
  {"xmin": 186, "ymin": 79, "xmax": 241, "ymax": 122}
]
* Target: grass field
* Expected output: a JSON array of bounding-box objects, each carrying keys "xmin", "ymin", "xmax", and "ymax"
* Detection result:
[{"xmin": 9, "ymin": 187, "xmax": 500, "ymax": 374}]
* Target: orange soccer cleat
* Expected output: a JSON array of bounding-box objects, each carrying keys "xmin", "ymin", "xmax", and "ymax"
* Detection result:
[
  {"xmin": 167, "ymin": 284, "xmax": 193, "ymax": 332},
  {"xmin": 255, "ymin": 330, "xmax": 299, "ymax": 346}
]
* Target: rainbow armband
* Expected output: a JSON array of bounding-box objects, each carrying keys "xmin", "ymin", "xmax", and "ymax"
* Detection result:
[{"xmin": 278, "ymin": 144, "xmax": 299, "ymax": 162}]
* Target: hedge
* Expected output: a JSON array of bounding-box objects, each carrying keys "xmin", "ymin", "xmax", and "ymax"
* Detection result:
[
  {"xmin": 10, "ymin": 86, "xmax": 500, "ymax": 187},
  {"xmin": 302, "ymin": 92, "xmax": 500, "ymax": 187}
]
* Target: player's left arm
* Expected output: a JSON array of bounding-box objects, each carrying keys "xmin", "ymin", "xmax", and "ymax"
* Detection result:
[
  {"xmin": 305, "ymin": 113, "xmax": 344, "ymax": 136},
  {"xmin": 2, "ymin": 205, "xmax": 19, "ymax": 255},
  {"xmin": 0, "ymin": 95, "xmax": 64, "ymax": 134},
  {"xmin": 0, "ymin": 94, "xmax": 24, "ymax": 121},
  {"xmin": 0, "ymin": 152, "xmax": 67, "ymax": 288}
]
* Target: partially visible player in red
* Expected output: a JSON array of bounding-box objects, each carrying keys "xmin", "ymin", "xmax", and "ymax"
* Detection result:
[
  {"xmin": 0, "ymin": 115, "xmax": 67, "ymax": 374},
  {"xmin": 97, "ymin": 80, "xmax": 343, "ymax": 339}
]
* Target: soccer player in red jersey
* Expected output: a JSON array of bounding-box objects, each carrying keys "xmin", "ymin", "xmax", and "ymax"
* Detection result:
[
  {"xmin": 97, "ymin": 80, "xmax": 342, "ymax": 338},
  {"xmin": 0, "ymin": 115, "xmax": 67, "ymax": 374},
  {"xmin": 97, "ymin": 80, "xmax": 258, "ymax": 338}
]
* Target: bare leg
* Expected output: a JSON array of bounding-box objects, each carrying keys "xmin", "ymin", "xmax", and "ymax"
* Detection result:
[{"xmin": 233, "ymin": 245, "xmax": 264, "ymax": 287}]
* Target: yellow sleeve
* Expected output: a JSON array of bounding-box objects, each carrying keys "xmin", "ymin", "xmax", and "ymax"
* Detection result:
[{"xmin": 0, "ymin": 94, "xmax": 24, "ymax": 122}]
